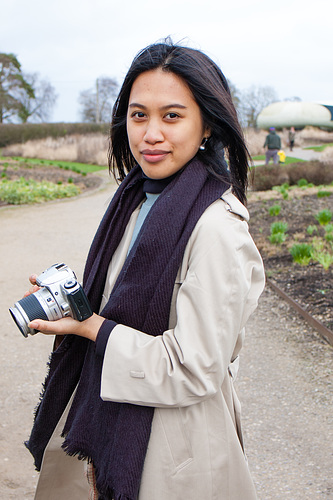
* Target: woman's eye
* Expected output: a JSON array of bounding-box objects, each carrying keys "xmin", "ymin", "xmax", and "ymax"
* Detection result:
[
  {"xmin": 132, "ymin": 111, "xmax": 146, "ymax": 119},
  {"xmin": 166, "ymin": 112, "xmax": 179, "ymax": 120}
]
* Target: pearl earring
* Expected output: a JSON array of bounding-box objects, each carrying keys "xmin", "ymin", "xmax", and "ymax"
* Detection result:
[{"xmin": 199, "ymin": 137, "xmax": 208, "ymax": 151}]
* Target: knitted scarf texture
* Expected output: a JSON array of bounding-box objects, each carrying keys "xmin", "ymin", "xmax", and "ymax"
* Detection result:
[{"xmin": 26, "ymin": 157, "xmax": 228, "ymax": 500}]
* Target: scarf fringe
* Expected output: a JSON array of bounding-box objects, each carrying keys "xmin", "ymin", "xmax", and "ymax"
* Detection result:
[
  {"xmin": 61, "ymin": 438, "xmax": 93, "ymax": 463},
  {"xmin": 98, "ymin": 486, "xmax": 136, "ymax": 500},
  {"xmin": 112, "ymin": 493, "xmax": 134, "ymax": 500},
  {"xmin": 62, "ymin": 441, "xmax": 136, "ymax": 499}
]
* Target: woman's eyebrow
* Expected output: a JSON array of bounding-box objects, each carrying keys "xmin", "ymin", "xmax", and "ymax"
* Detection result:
[{"xmin": 128, "ymin": 102, "xmax": 187, "ymax": 110}]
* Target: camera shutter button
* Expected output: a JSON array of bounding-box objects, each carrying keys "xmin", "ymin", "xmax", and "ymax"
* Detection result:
[{"xmin": 64, "ymin": 279, "xmax": 77, "ymax": 289}]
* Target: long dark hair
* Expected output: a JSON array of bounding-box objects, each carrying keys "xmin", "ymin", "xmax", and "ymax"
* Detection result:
[{"xmin": 109, "ymin": 39, "xmax": 250, "ymax": 204}]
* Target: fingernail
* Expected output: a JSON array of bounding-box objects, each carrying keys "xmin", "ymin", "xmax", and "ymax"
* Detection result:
[{"xmin": 29, "ymin": 321, "xmax": 38, "ymax": 329}]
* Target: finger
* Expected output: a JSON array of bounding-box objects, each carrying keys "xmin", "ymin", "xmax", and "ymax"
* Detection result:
[
  {"xmin": 28, "ymin": 316, "xmax": 78, "ymax": 336},
  {"xmin": 29, "ymin": 274, "xmax": 38, "ymax": 285},
  {"xmin": 28, "ymin": 319, "xmax": 54, "ymax": 334},
  {"xmin": 23, "ymin": 284, "xmax": 41, "ymax": 297}
]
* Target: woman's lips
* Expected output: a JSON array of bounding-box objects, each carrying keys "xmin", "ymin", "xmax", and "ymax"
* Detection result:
[{"xmin": 141, "ymin": 150, "xmax": 170, "ymax": 163}]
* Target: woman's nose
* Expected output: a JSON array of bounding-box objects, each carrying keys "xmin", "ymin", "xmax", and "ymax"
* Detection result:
[{"xmin": 143, "ymin": 120, "xmax": 164, "ymax": 144}]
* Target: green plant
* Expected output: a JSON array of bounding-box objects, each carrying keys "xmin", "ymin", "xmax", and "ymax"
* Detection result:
[
  {"xmin": 0, "ymin": 177, "xmax": 80, "ymax": 204},
  {"xmin": 268, "ymin": 204, "xmax": 281, "ymax": 216},
  {"xmin": 290, "ymin": 243, "xmax": 313, "ymax": 265},
  {"xmin": 324, "ymin": 224, "xmax": 333, "ymax": 242},
  {"xmin": 312, "ymin": 236, "xmax": 324, "ymax": 251},
  {"xmin": 315, "ymin": 209, "xmax": 332, "ymax": 226},
  {"xmin": 269, "ymin": 232, "xmax": 286, "ymax": 244},
  {"xmin": 314, "ymin": 252, "xmax": 333, "ymax": 270},
  {"xmin": 317, "ymin": 190, "xmax": 331, "ymax": 198},
  {"xmin": 269, "ymin": 221, "xmax": 288, "ymax": 244},
  {"xmin": 270, "ymin": 221, "xmax": 288, "ymax": 234},
  {"xmin": 297, "ymin": 178, "xmax": 308, "ymax": 187},
  {"xmin": 272, "ymin": 183, "xmax": 290, "ymax": 200},
  {"xmin": 307, "ymin": 225, "xmax": 318, "ymax": 235}
]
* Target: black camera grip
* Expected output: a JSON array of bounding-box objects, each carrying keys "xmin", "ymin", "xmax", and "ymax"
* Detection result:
[{"xmin": 67, "ymin": 287, "xmax": 93, "ymax": 321}]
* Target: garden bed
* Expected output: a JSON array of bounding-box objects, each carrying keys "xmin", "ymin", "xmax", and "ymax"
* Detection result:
[
  {"xmin": 248, "ymin": 188, "xmax": 333, "ymax": 333},
  {"xmin": 0, "ymin": 160, "xmax": 104, "ymax": 206}
]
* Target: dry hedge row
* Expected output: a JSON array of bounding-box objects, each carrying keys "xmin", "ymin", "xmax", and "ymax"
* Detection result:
[
  {"xmin": 0, "ymin": 123, "xmax": 109, "ymax": 148},
  {"xmin": 250, "ymin": 161, "xmax": 333, "ymax": 191}
]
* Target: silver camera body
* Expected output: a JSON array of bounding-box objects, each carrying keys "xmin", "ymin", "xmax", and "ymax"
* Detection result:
[{"xmin": 9, "ymin": 263, "xmax": 93, "ymax": 337}]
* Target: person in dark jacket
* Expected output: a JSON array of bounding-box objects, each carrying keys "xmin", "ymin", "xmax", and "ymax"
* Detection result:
[{"xmin": 264, "ymin": 127, "xmax": 281, "ymax": 165}]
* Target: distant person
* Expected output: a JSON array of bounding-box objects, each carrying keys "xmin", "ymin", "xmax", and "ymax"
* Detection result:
[
  {"xmin": 264, "ymin": 127, "xmax": 281, "ymax": 165},
  {"xmin": 289, "ymin": 127, "xmax": 296, "ymax": 151}
]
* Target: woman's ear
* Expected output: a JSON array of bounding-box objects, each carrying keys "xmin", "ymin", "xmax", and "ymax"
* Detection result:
[{"xmin": 203, "ymin": 126, "xmax": 211, "ymax": 142}]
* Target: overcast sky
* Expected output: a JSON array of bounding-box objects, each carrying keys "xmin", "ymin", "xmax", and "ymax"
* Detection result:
[{"xmin": 2, "ymin": 0, "xmax": 332, "ymax": 123}]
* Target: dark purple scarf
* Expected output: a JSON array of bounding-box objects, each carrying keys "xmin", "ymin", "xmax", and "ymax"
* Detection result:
[{"xmin": 26, "ymin": 158, "xmax": 228, "ymax": 500}]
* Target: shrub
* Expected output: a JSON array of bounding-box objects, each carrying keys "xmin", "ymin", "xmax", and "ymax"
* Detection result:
[
  {"xmin": 251, "ymin": 161, "xmax": 333, "ymax": 191},
  {"xmin": 269, "ymin": 221, "xmax": 288, "ymax": 244},
  {"xmin": 307, "ymin": 225, "xmax": 318, "ymax": 235},
  {"xmin": 269, "ymin": 232, "xmax": 286, "ymax": 244},
  {"xmin": 315, "ymin": 209, "xmax": 332, "ymax": 225},
  {"xmin": 317, "ymin": 190, "xmax": 331, "ymax": 198},
  {"xmin": 297, "ymin": 178, "xmax": 308, "ymax": 187},
  {"xmin": 268, "ymin": 204, "xmax": 281, "ymax": 216},
  {"xmin": 290, "ymin": 243, "xmax": 313, "ymax": 265},
  {"xmin": 0, "ymin": 123, "xmax": 109, "ymax": 147},
  {"xmin": 315, "ymin": 252, "xmax": 333, "ymax": 270},
  {"xmin": 270, "ymin": 221, "xmax": 288, "ymax": 234}
]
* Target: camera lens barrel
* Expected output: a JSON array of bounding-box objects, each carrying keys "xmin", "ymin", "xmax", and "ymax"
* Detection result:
[{"xmin": 9, "ymin": 294, "xmax": 49, "ymax": 337}]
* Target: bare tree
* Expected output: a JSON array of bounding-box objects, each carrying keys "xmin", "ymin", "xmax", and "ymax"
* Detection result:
[
  {"xmin": 227, "ymin": 80, "xmax": 241, "ymax": 111},
  {"xmin": 78, "ymin": 76, "xmax": 118, "ymax": 123},
  {"xmin": 17, "ymin": 72, "xmax": 58, "ymax": 122},
  {"xmin": 238, "ymin": 85, "xmax": 278, "ymax": 128},
  {"xmin": 283, "ymin": 96, "xmax": 302, "ymax": 102}
]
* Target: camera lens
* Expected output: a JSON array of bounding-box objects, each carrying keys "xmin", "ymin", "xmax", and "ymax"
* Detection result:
[{"xmin": 9, "ymin": 294, "xmax": 49, "ymax": 337}]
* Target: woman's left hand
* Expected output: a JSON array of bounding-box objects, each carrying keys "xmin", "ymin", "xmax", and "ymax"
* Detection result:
[{"xmin": 28, "ymin": 313, "xmax": 105, "ymax": 342}]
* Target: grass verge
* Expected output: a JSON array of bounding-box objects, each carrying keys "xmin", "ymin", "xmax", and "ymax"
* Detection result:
[{"xmin": 0, "ymin": 156, "xmax": 107, "ymax": 174}]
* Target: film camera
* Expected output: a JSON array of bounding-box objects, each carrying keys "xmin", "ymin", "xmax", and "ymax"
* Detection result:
[{"xmin": 9, "ymin": 263, "xmax": 93, "ymax": 337}]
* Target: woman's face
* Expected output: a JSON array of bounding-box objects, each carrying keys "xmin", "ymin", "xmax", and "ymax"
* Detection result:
[{"xmin": 126, "ymin": 69, "xmax": 209, "ymax": 179}]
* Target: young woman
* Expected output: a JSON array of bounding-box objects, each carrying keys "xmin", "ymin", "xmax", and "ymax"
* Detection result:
[{"xmin": 26, "ymin": 40, "xmax": 265, "ymax": 500}]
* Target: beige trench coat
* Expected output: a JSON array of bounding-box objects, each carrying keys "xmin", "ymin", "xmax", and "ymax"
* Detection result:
[{"xmin": 34, "ymin": 190, "xmax": 265, "ymax": 500}]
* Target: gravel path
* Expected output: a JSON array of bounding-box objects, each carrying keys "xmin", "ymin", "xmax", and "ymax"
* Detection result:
[{"xmin": 0, "ymin": 173, "xmax": 332, "ymax": 499}]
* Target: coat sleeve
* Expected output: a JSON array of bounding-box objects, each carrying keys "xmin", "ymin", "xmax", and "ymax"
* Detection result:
[{"xmin": 100, "ymin": 200, "xmax": 265, "ymax": 408}]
